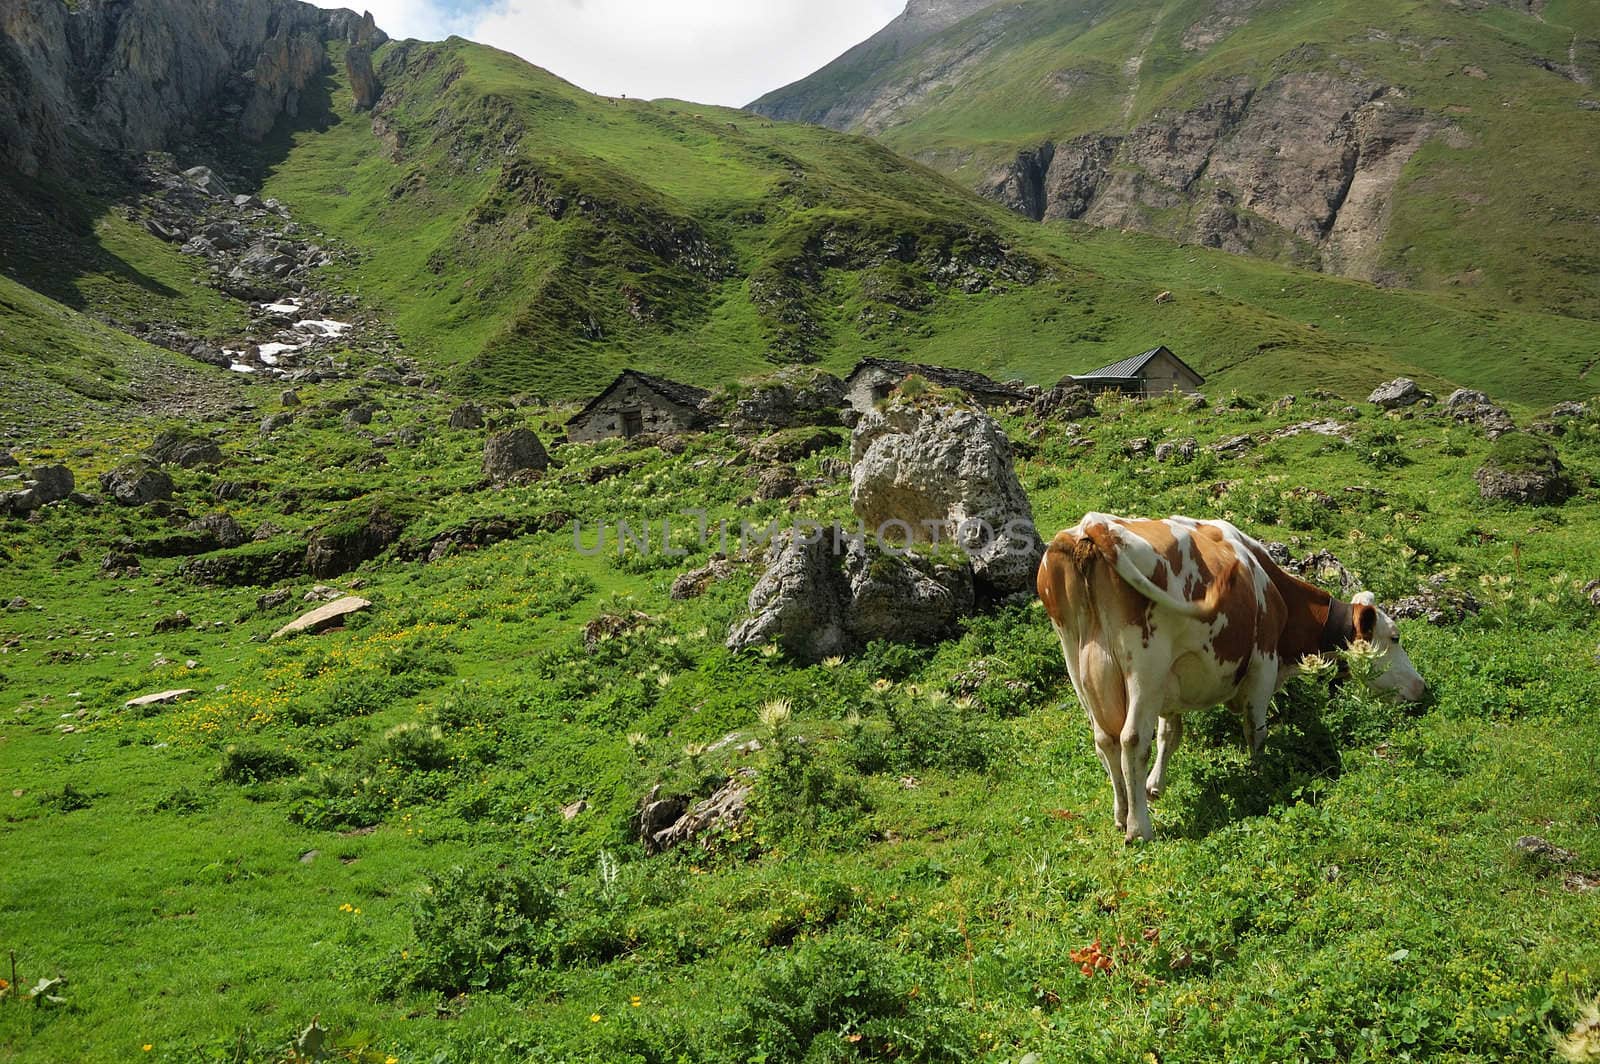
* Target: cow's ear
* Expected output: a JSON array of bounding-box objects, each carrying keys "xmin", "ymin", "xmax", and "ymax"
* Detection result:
[{"xmin": 1353, "ymin": 602, "xmax": 1377, "ymax": 643}]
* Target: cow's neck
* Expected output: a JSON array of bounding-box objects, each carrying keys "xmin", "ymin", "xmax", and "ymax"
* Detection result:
[{"xmin": 1317, "ymin": 595, "xmax": 1356, "ymax": 653}]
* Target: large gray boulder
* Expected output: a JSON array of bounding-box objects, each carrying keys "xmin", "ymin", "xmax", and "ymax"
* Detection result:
[
  {"xmin": 725, "ymin": 528, "xmax": 974, "ymax": 663},
  {"xmin": 1367, "ymin": 378, "xmax": 1429, "ymax": 409},
  {"xmin": 1444, "ymin": 388, "xmax": 1515, "ymax": 439},
  {"xmin": 30, "ymin": 465, "xmax": 74, "ymax": 504},
  {"xmin": 849, "ymin": 401, "xmax": 1042, "ymax": 600},
  {"xmin": 148, "ymin": 430, "xmax": 222, "ymax": 468},
  {"xmin": 100, "ymin": 463, "xmax": 175, "ymax": 506},
  {"xmin": 484, "ymin": 428, "xmax": 549, "ymax": 484}
]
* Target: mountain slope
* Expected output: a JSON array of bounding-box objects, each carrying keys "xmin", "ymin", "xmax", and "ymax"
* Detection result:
[
  {"xmin": 1, "ymin": 0, "xmax": 1598, "ymax": 411},
  {"xmin": 752, "ymin": 0, "xmax": 1600, "ymax": 319}
]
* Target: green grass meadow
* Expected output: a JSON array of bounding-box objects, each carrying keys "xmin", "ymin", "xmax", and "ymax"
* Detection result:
[{"xmin": 3, "ymin": 378, "xmax": 1598, "ymax": 1062}]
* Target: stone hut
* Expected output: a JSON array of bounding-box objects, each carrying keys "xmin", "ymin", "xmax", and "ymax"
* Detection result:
[
  {"xmin": 843, "ymin": 357, "xmax": 1030, "ymax": 413},
  {"xmin": 566, "ymin": 370, "xmax": 712, "ymax": 443},
  {"xmin": 1070, "ymin": 346, "xmax": 1204, "ymax": 397}
]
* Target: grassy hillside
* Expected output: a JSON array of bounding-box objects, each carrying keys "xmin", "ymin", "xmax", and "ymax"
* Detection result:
[
  {"xmin": 3, "ymin": 30, "xmax": 1599, "ymax": 415},
  {"xmin": 1, "ymin": 366, "xmax": 1597, "ymax": 1061},
  {"xmin": 753, "ymin": 0, "xmax": 1600, "ymax": 318}
]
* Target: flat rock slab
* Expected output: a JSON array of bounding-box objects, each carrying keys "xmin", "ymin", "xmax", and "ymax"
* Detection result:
[
  {"xmin": 126, "ymin": 688, "xmax": 196, "ymax": 708},
  {"xmin": 272, "ymin": 596, "xmax": 371, "ymax": 640}
]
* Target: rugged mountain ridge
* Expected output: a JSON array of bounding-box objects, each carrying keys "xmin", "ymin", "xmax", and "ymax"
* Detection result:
[
  {"xmin": 751, "ymin": 0, "xmax": 1600, "ymax": 315},
  {"xmin": 0, "ymin": 0, "xmax": 384, "ymax": 177}
]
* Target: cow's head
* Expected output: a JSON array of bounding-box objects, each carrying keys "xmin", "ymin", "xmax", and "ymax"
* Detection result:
[{"xmin": 1351, "ymin": 591, "xmax": 1426, "ymax": 702}]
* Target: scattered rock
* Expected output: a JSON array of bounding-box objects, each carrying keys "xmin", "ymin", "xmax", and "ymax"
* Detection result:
[
  {"xmin": 755, "ymin": 466, "xmax": 801, "ymax": 501},
  {"xmin": 257, "ymin": 588, "xmax": 293, "ymax": 611},
  {"xmin": 261, "ymin": 412, "xmax": 295, "ymax": 434},
  {"xmin": 642, "ymin": 769, "xmax": 755, "ymax": 854},
  {"xmin": 1389, "ymin": 574, "xmax": 1481, "ymax": 625},
  {"xmin": 1475, "ymin": 434, "xmax": 1571, "ymax": 505},
  {"xmin": 271, "ymin": 596, "xmax": 371, "ymax": 639},
  {"xmin": 281, "ymin": 390, "xmax": 301, "ymax": 407},
  {"xmin": 561, "ymin": 800, "xmax": 588, "ymax": 821},
  {"xmin": 849, "ymin": 400, "xmax": 1042, "ymax": 601},
  {"xmin": 725, "ymin": 528, "xmax": 974, "ymax": 663},
  {"xmin": 342, "ymin": 405, "xmax": 374, "ymax": 428},
  {"xmin": 1033, "ymin": 384, "xmax": 1096, "ymax": 421},
  {"xmin": 818, "ymin": 456, "xmax": 851, "ymax": 480},
  {"xmin": 449, "ymin": 403, "xmax": 485, "ymax": 429},
  {"xmin": 99, "ymin": 463, "xmax": 175, "ymax": 506},
  {"xmin": 1210, "ymin": 433, "xmax": 1255, "ymax": 457},
  {"xmin": 1154, "ymin": 437, "xmax": 1198, "ymax": 463},
  {"xmin": 300, "ymin": 849, "xmax": 321, "ymax": 864},
  {"xmin": 304, "ymin": 505, "xmax": 401, "ymax": 578},
  {"xmin": 1154, "ymin": 289, "xmax": 1174, "ymax": 304},
  {"xmin": 29, "ymin": 465, "xmax": 74, "ymax": 504},
  {"xmin": 752, "ymin": 427, "xmax": 843, "ymax": 464},
  {"xmin": 1514, "ymin": 835, "xmax": 1578, "ymax": 867},
  {"xmin": 148, "ymin": 430, "xmax": 223, "ymax": 468},
  {"xmin": 1271, "ymin": 419, "xmax": 1348, "ymax": 440},
  {"xmin": 187, "ymin": 513, "xmax": 247, "ymax": 549},
  {"xmin": 670, "ymin": 556, "xmax": 738, "ymax": 600},
  {"xmin": 733, "ymin": 368, "xmax": 846, "ymax": 429},
  {"xmin": 1585, "ymin": 580, "xmax": 1600, "ymax": 609},
  {"xmin": 153, "ymin": 611, "xmax": 193, "ymax": 633},
  {"xmin": 1368, "ymin": 378, "xmax": 1429, "ymax": 409},
  {"xmin": 1444, "ymin": 388, "xmax": 1515, "ymax": 439},
  {"xmin": 1123, "ymin": 436, "xmax": 1152, "ymax": 458},
  {"xmin": 125, "ymin": 688, "xmax": 195, "ymax": 709},
  {"xmin": 483, "ymin": 428, "xmax": 550, "ymax": 484}
]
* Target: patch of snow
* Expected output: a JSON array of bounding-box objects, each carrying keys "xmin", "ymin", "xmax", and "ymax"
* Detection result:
[
  {"xmin": 294, "ymin": 319, "xmax": 351, "ymax": 337},
  {"xmin": 262, "ymin": 299, "xmax": 301, "ymax": 316},
  {"xmin": 258, "ymin": 342, "xmax": 301, "ymax": 364},
  {"xmin": 229, "ymin": 362, "xmax": 256, "ymax": 374}
]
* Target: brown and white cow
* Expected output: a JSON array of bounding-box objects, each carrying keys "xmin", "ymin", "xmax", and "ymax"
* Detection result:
[{"xmin": 1036, "ymin": 513, "xmax": 1425, "ymax": 842}]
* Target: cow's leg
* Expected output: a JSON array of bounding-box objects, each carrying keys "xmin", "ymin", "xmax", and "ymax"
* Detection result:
[
  {"xmin": 1119, "ymin": 693, "xmax": 1159, "ymax": 843},
  {"xmin": 1146, "ymin": 714, "xmax": 1183, "ymax": 801},
  {"xmin": 1092, "ymin": 725, "xmax": 1129, "ymax": 833},
  {"xmin": 1235, "ymin": 661, "xmax": 1278, "ymax": 759}
]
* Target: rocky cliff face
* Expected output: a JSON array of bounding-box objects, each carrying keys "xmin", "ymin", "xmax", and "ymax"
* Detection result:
[
  {"xmin": 0, "ymin": 0, "xmax": 385, "ymax": 177},
  {"xmin": 980, "ymin": 71, "xmax": 1454, "ymax": 279}
]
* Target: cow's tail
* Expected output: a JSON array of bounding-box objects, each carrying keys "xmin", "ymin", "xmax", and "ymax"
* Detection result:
[{"xmin": 1079, "ymin": 518, "xmax": 1213, "ymax": 619}]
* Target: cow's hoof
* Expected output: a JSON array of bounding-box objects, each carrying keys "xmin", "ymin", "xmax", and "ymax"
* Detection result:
[
  {"xmin": 1124, "ymin": 829, "xmax": 1154, "ymax": 845},
  {"xmin": 1145, "ymin": 784, "xmax": 1163, "ymax": 802}
]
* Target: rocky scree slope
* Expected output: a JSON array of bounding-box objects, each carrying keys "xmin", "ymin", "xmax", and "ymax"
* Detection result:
[{"xmin": 751, "ymin": 0, "xmax": 1600, "ymax": 316}]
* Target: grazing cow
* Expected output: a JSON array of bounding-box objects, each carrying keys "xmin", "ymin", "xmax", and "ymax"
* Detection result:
[{"xmin": 1036, "ymin": 513, "xmax": 1425, "ymax": 842}]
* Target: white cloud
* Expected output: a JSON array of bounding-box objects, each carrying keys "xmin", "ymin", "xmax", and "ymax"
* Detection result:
[{"xmin": 323, "ymin": 0, "xmax": 904, "ymax": 107}]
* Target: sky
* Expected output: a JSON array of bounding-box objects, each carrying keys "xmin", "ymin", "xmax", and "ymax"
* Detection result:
[{"xmin": 330, "ymin": 0, "xmax": 905, "ymax": 107}]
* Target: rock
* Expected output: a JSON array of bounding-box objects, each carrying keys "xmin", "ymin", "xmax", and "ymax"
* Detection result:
[
  {"xmin": 643, "ymin": 769, "xmax": 756, "ymax": 854},
  {"xmin": 271, "ymin": 596, "xmax": 371, "ymax": 639},
  {"xmin": 1389, "ymin": 574, "xmax": 1481, "ymax": 625},
  {"xmin": 636, "ymin": 786, "xmax": 688, "ymax": 849},
  {"xmin": 1475, "ymin": 435, "xmax": 1571, "ymax": 505},
  {"xmin": 1210, "ymin": 433, "xmax": 1255, "ymax": 457},
  {"xmin": 755, "ymin": 466, "xmax": 801, "ymax": 501},
  {"xmin": 561, "ymin": 800, "xmax": 588, "ymax": 821},
  {"xmin": 726, "ymin": 532, "xmax": 849, "ymax": 662},
  {"xmin": 670, "ymin": 557, "xmax": 738, "ymax": 600},
  {"xmin": 183, "ymin": 166, "xmax": 230, "ymax": 199},
  {"xmin": 1514, "ymin": 835, "xmax": 1578, "ymax": 867},
  {"xmin": 448, "ymin": 403, "xmax": 485, "ymax": 429},
  {"xmin": 734, "ymin": 368, "xmax": 847, "ymax": 428},
  {"xmin": 583, "ymin": 611, "xmax": 649, "ymax": 651},
  {"xmin": 1154, "ymin": 289, "xmax": 1174, "ymax": 304},
  {"xmin": 1272, "ymin": 419, "xmax": 1348, "ymax": 441},
  {"xmin": 29, "ymin": 465, "xmax": 74, "ymax": 504},
  {"xmin": 6, "ymin": 596, "xmax": 29, "ymax": 610},
  {"xmin": 100, "ymin": 463, "xmax": 174, "ymax": 506},
  {"xmin": 304, "ymin": 506, "xmax": 402, "ymax": 579},
  {"xmin": 125, "ymin": 689, "xmax": 195, "ymax": 709},
  {"xmin": 342, "ymin": 405, "xmax": 374, "ymax": 428},
  {"xmin": 751, "ymin": 427, "xmax": 843, "ymax": 464},
  {"xmin": 1368, "ymin": 378, "xmax": 1429, "ymax": 409},
  {"xmin": 153, "ymin": 611, "xmax": 192, "ymax": 633},
  {"xmin": 148, "ymin": 430, "xmax": 223, "ymax": 468},
  {"xmin": 1443, "ymin": 388, "xmax": 1515, "ymax": 439},
  {"xmin": 1550, "ymin": 401, "xmax": 1589, "ymax": 420},
  {"xmin": 281, "ymin": 390, "xmax": 301, "ymax": 407},
  {"xmin": 483, "ymin": 428, "xmax": 549, "ymax": 484},
  {"xmin": 725, "ymin": 528, "xmax": 974, "ymax": 663},
  {"xmin": 819, "ymin": 456, "xmax": 851, "ymax": 479},
  {"xmin": 346, "ymin": 43, "xmax": 381, "ymax": 110},
  {"xmin": 1033, "ymin": 385, "xmax": 1096, "ymax": 420},
  {"xmin": 257, "ymin": 588, "xmax": 293, "ymax": 611},
  {"xmin": 299, "ymin": 849, "xmax": 320, "ymax": 864},
  {"xmin": 0, "ymin": 451, "xmax": 16, "ymax": 467},
  {"xmin": 187, "ymin": 513, "xmax": 248, "ymax": 550},
  {"xmin": 261, "ymin": 412, "xmax": 295, "ymax": 435},
  {"xmin": 1585, "ymin": 580, "xmax": 1600, "ymax": 609},
  {"xmin": 1155, "ymin": 437, "xmax": 1198, "ymax": 463},
  {"xmin": 849, "ymin": 400, "xmax": 1042, "ymax": 600},
  {"xmin": 1123, "ymin": 436, "xmax": 1152, "ymax": 458}
]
